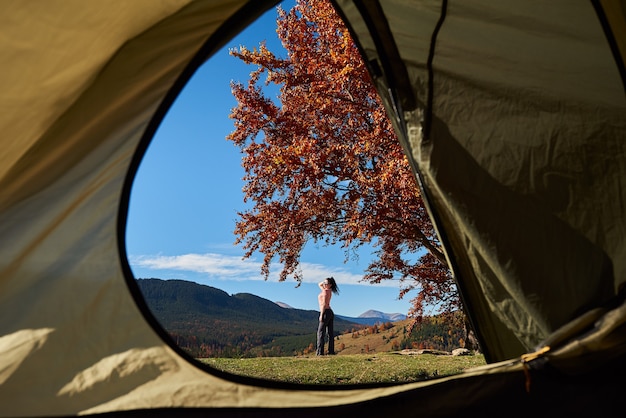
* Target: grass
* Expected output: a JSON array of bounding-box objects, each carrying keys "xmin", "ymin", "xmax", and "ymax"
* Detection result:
[{"xmin": 200, "ymin": 352, "xmax": 486, "ymax": 385}]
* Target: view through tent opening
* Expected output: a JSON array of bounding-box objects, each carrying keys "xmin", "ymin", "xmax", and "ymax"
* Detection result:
[{"xmin": 126, "ymin": 0, "xmax": 484, "ymax": 385}]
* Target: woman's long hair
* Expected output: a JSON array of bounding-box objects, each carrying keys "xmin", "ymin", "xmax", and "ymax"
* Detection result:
[{"xmin": 326, "ymin": 277, "xmax": 339, "ymax": 295}]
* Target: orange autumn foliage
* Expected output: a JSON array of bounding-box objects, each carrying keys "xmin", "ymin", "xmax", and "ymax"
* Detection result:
[{"xmin": 227, "ymin": 0, "xmax": 459, "ymax": 319}]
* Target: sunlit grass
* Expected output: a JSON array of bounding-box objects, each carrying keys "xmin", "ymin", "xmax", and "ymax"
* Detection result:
[{"xmin": 200, "ymin": 352, "xmax": 486, "ymax": 385}]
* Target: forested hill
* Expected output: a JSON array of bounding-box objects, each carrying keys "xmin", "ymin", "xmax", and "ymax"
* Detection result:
[{"xmin": 135, "ymin": 278, "xmax": 363, "ymax": 357}]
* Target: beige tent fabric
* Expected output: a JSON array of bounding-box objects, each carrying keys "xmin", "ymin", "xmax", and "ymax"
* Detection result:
[
  {"xmin": 601, "ymin": 0, "xmax": 626, "ymax": 64},
  {"xmin": 0, "ymin": 1, "xmax": 189, "ymax": 194},
  {"xmin": 0, "ymin": 0, "xmax": 625, "ymax": 416},
  {"xmin": 417, "ymin": 0, "xmax": 625, "ymax": 359}
]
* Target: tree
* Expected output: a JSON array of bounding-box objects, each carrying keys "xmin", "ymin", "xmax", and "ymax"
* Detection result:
[{"xmin": 227, "ymin": 0, "xmax": 458, "ymax": 319}]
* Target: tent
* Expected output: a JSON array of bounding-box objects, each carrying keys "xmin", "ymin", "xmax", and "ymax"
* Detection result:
[{"xmin": 1, "ymin": 0, "xmax": 624, "ymax": 416}]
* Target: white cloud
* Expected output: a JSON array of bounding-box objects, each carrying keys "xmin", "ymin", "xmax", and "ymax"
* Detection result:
[
  {"xmin": 130, "ymin": 253, "xmax": 259, "ymax": 278},
  {"xmin": 128, "ymin": 252, "xmax": 398, "ymax": 287}
]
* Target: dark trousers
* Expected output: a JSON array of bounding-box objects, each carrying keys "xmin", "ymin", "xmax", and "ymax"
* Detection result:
[{"xmin": 316, "ymin": 308, "xmax": 334, "ymax": 355}]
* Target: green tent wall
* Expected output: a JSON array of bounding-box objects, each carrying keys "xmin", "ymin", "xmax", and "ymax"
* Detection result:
[{"xmin": 0, "ymin": 0, "xmax": 625, "ymax": 416}]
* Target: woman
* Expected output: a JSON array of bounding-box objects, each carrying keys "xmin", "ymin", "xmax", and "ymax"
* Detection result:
[{"xmin": 316, "ymin": 277, "xmax": 339, "ymax": 356}]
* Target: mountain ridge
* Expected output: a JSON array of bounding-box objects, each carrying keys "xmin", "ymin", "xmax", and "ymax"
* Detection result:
[{"xmin": 135, "ymin": 278, "xmax": 468, "ymax": 357}]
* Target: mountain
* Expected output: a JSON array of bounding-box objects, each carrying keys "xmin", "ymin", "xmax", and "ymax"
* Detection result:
[
  {"xmin": 359, "ymin": 309, "xmax": 407, "ymax": 321},
  {"xmin": 335, "ymin": 310, "xmax": 407, "ymax": 326},
  {"xmin": 135, "ymin": 278, "xmax": 364, "ymax": 357}
]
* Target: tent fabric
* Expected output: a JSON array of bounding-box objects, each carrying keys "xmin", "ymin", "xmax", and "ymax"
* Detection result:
[{"xmin": 0, "ymin": 0, "xmax": 625, "ymax": 416}]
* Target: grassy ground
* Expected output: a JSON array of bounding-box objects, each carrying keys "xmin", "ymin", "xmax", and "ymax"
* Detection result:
[{"xmin": 200, "ymin": 352, "xmax": 486, "ymax": 385}]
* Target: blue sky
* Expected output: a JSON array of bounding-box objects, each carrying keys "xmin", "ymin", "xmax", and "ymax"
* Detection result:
[{"xmin": 126, "ymin": 2, "xmax": 414, "ymax": 318}]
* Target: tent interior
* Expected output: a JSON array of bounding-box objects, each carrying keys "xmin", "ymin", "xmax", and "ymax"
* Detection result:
[{"xmin": 0, "ymin": 0, "xmax": 625, "ymax": 416}]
